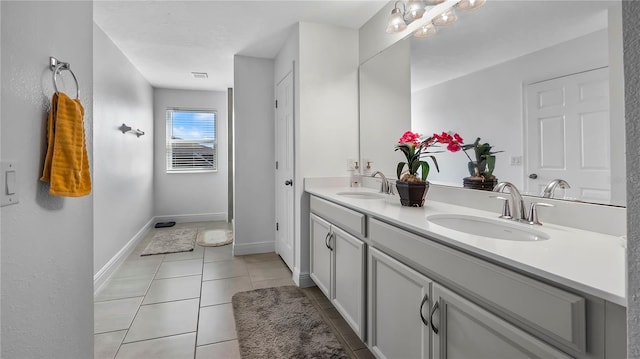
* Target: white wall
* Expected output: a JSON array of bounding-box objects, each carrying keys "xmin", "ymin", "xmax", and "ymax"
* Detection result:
[
  {"xmin": 412, "ymin": 30, "xmax": 609, "ymax": 189},
  {"xmin": 0, "ymin": 2, "xmax": 94, "ymax": 358},
  {"xmin": 299, "ymin": 23, "xmax": 360, "ymax": 178},
  {"xmin": 93, "ymin": 23, "xmax": 154, "ymax": 276},
  {"xmin": 624, "ymin": 1, "xmax": 640, "ymax": 355},
  {"xmin": 153, "ymin": 88, "xmax": 228, "ymax": 221},
  {"xmin": 233, "ymin": 55, "xmax": 275, "ymax": 255},
  {"xmin": 296, "ymin": 23, "xmax": 359, "ymax": 283}
]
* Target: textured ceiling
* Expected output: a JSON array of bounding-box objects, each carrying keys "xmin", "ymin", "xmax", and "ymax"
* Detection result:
[{"xmin": 94, "ymin": 1, "xmax": 388, "ymax": 91}]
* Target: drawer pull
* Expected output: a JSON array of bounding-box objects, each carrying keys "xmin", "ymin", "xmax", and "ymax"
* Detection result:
[
  {"xmin": 419, "ymin": 293, "xmax": 430, "ymax": 326},
  {"xmin": 430, "ymin": 301, "xmax": 440, "ymax": 334}
]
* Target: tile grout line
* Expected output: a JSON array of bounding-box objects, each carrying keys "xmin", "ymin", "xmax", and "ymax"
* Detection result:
[
  {"xmin": 194, "ymin": 246, "xmax": 206, "ymax": 359},
  {"xmin": 111, "ymin": 248, "xmax": 164, "ymax": 359}
]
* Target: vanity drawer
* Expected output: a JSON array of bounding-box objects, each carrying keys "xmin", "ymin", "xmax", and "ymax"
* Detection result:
[
  {"xmin": 310, "ymin": 196, "xmax": 366, "ymax": 238},
  {"xmin": 369, "ymin": 218, "xmax": 586, "ymax": 352}
]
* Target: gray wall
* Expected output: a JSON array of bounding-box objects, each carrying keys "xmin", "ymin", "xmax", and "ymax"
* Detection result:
[
  {"xmin": 233, "ymin": 55, "xmax": 276, "ymax": 255},
  {"xmin": 93, "ymin": 23, "xmax": 154, "ymax": 276},
  {"xmin": 624, "ymin": 1, "xmax": 640, "ymax": 356},
  {"xmin": 153, "ymin": 88, "xmax": 228, "ymax": 221},
  {"xmin": 0, "ymin": 2, "xmax": 94, "ymax": 358}
]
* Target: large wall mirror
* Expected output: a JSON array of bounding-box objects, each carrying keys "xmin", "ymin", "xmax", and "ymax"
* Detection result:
[{"xmin": 359, "ymin": 0, "xmax": 625, "ymax": 206}]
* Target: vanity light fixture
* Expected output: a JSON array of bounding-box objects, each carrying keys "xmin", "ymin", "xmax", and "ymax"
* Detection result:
[
  {"xmin": 432, "ymin": 8, "xmax": 458, "ymax": 26},
  {"xmin": 387, "ymin": 0, "xmax": 484, "ymax": 38},
  {"xmin": 457, "ymin": 0, "xmax": 486, "ymax": 11}
]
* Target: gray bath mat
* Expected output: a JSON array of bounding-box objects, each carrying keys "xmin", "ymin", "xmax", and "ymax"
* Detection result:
[
  {"xmin": 232, "ymin": 286, "xmax": 348, "ymax": 358},
  {"xmin": 196, "ymin": 229, "xmax": 233, "ymax": 247},
  {"xmin": 140, "ymin": 228, "xmax": 197, "ymax": 256}
]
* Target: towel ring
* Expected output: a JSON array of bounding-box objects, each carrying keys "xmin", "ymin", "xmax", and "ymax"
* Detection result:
[{"xmin": 52, "ymin": 62, "xmax": 79, "ymax": 99}]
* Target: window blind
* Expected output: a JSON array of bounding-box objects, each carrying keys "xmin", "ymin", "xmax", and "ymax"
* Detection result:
[{"xmin": 166, "ymin": 109, "xmax": 217, "ymax": 172}]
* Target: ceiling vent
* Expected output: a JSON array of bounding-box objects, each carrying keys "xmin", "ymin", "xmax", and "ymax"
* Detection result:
[{"xmin": 191, "ymin": 72, "xmax": 208, "ymax": 79}]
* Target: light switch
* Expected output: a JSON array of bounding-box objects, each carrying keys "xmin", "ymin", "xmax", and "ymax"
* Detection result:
[
  {"xmin": 1, "ymin": 161, "xmax": 19, "ymax": 207},
  {"xmin": 6, "ymin": 170, "xmax": 16, "ymax": 195}
]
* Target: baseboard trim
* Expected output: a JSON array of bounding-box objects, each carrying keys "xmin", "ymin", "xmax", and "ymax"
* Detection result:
[
  {"xmin": 93, "ymin": 217, "xmax": 154, "ymax": 295},
  {"xmin": 232, "ymin": 241, "xmax": 275, "ymax": 256},
  {"xmin": 154, "ymin": 212, "xmax": 227, "ymax": 223},
  {"xmin": 293, "ymin": 268, "xmax": 315, "ymax": 288}
]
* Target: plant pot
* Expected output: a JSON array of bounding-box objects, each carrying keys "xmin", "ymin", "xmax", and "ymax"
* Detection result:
[
  {"xmin": 462, "ymin": 176, "xmax": 498, "ymax": 191},
  {"xmin": 395, "ymin": 181, "xmax": 429, "ymax": 207}
]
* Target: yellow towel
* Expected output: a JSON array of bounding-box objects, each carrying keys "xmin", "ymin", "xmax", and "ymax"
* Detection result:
[{"xmin": 40, "ymin": 92, "xmax": 91, "ymax": 197}]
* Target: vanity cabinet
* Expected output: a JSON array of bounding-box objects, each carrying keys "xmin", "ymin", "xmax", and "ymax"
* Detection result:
[
  {"xmin": 368, "ymin": 247, "xmax": 432, "ymax": 359},
  {"xmin": 310, "ymin": 214, "xmax": 332, "ymax": 296},
  {"xmin": 368, "ymin": 246, "xmax": 568, "ymax": 359},
  {"xmin": 307, "ymin": 194, "xmax": 626, "ymax": 358},
  {"xmin": 431, "ymin": 283, "xmax": 571, "ymax": 359},
  {"xmin": 310, "ymin": 197, "xmax": 366, "ymax": 339}
]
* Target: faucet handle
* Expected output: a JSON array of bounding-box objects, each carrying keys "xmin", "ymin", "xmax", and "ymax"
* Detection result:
[
  {"xmin": 527, "ymin": 202, "xmax": 554, "ymax": 225},
  {"xmin": 489, "ymin": 195, "xmax": 512, "ymax": 219}
]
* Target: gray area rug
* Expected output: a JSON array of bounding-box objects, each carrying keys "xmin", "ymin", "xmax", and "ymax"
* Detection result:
[
  {"xmin": 196, "ymin": 229, "xmax": 233, "ymax": 247},
  {"xmin": 140, "ymin": 228, "xmax": 197, "ymax": 256},
  {"xmin": 232, "ymin": 286, "xmax": 348, "ymax": 358}
]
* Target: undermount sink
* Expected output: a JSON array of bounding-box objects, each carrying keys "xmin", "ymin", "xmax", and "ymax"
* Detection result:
[
  {"xmin": 336, "ymin": 191, "xmax": 386, "ymax": 200},
  {"xmin": 427, "ymin": 214, "xmax": 549, "ymax": 242}
]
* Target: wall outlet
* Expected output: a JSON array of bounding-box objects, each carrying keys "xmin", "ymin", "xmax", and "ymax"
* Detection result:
[{"xmin": 510, "ymin": 156, "xmax": 522, "ymax": 166}]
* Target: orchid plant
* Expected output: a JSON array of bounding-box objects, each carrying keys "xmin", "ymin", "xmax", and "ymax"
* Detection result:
[
  {"xmin": 460, "ymin": 137, "xmax": 503, "ymax": 179},
  {"xmin": 395, "ymin": 131, "xmax": 463, "ymax": 183}
]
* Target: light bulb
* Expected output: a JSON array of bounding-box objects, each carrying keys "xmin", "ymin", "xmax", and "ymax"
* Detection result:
[
  {"xmin": 386, "ymin": 7, "xmax": 407, "ymax": 33},
  {"xmin": 432, "ymin": 8, "xmax": 457, "ymax": 26},
  {"xmin": 414, "ymin": 23, "xmax": 436, "ymax": 38},
  {"xmin": 457, "ymin": 0, "xmax": 486, "ymax": 11},
  {"xmin": 406, "ymin": 0, "xmax": 426, "ymax": 22}
]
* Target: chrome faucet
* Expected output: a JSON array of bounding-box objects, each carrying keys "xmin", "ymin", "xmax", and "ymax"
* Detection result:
[
  {"xmin": 371, "ymin": 171, "xmax": 392, "ymax": 194},
  {"xmin": 493, "ymin": 182, "xmax": 526, "ymax": 221},
  {"xmin": 542, "ymin": 179, "xmax": 570, "ymax": 198}
]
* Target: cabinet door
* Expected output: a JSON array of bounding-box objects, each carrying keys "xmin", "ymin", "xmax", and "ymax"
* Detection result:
[
  {"xmin": 369, "ymin": 247, "xmax": 432, "ymax": 359},
  {"xmin": 331, "ymin": 225, "xmax": 366, "ymax": 340},
  {"xmin": 310, "ymin": 214, "xmax": 332, "ymax": 298},
  {"xmin": 431, "ymin": 283, "xmax": 572, "ymax": 359}
]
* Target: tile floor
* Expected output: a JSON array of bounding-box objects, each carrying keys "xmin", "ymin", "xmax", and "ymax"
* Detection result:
[{"xmin": 94, "ymin": 221, "xmax": 372, "ymax": 359}]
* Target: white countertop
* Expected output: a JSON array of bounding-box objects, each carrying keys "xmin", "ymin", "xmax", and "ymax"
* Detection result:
[{"xmin": 305, "ymin": 182, "xmax": 626, "ymax": 306}]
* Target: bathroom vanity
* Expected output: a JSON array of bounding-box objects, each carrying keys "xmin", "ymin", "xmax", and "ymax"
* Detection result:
[{"xmin": 306, "ymin": 181, "xmax": 626, "ymax": 359}]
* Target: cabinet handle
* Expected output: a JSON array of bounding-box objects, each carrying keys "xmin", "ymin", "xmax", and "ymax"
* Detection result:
[
  {"xmin": 328, "ymin": 233, "xmax": 334, "ymax": 251},
  {"xmin": 419, "ymin": 293, "xmax": 430, "ymax": 326},
  {"xmin": 325, "ymin": 232, "xmax": 331, "ymax": 250},
  {"xmin": 430, "ymin": 301, "xmax": 439, "ymax": 335}
]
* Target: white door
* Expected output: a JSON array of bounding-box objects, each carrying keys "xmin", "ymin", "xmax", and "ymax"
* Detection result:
[
  {"xmin": 525, "ymin": 68, "xmax": 610, "ymax": 203},
  {"xmin": 275, "ymin": 70, "xmax": 295, "ymax": 270}
]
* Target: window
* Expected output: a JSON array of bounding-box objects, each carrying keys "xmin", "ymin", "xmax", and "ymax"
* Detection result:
[{"xmin": 166, "ymin": 109, "xmax": 217, "ymax": 172}]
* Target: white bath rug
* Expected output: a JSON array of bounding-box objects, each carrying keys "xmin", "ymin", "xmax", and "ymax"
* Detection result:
[{"xmin": 197, "ymin": 229, "xmax": 233, "ymax": 247}]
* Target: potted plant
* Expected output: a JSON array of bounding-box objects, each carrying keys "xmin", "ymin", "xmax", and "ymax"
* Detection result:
[
  {"xmin": 395, "ymin": 131, "xmax": 462, "ymax": 206},
  {"xmin": 458, "ymin": 137, "xmax": 503, "ymax": 191}
]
